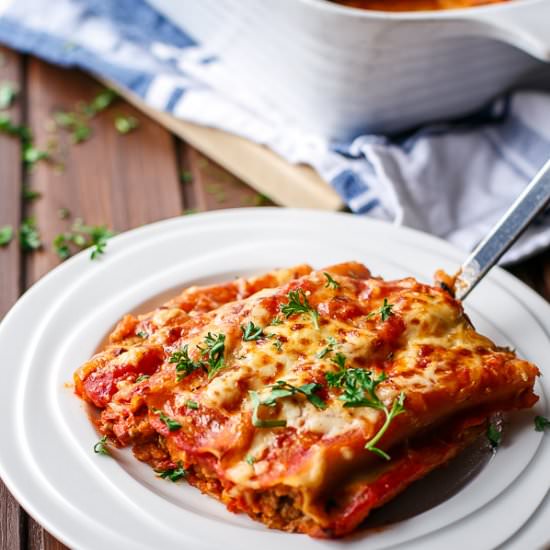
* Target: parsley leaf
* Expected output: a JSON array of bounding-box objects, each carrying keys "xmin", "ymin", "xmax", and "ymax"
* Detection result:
[
  {"xmin": 93, "ymin": 435, "xmax": 111, "ymax": 456},
  {"xmin": 19, "ymin": 217, "xmax": 42, "ymax": 251},
  {"xmin": 249, "ymin": 391, "xmax": 287, "ymax": 428},
  {"xmin": 85, "ymin": 89, "xmax": 118, "ymax": 116},
  {"xmin": 245, "ymin": 454, "xmax": 256, "ymax": 465},
  {"xmin": 157, "ymin": 464, "xmax": 186, "ymax": 482},
  {"xmin": 0, "ymin": 81, "xmax": 17, "ymax": 109},
  {"xmin": 487, "ymin": 422, "xmax": 501, "ymax": 448},
  {"xmin": 114, "ymin": 115, "xmax": 139, "ymax": 134},
  {"xmin": 367, "ymin": 298, "xmax": 394, "ymax": 321},
  {"xmin": 269, "ymin": 316, "xmax": 283, "ymax": 326},
  {"xmin": 198, "ymin": 332, "xmax": 226, "ymax": 379},
  {"xmin": 534, "ymin": 415, "xmax": 550, "ymax": 432},
  {"xmin": 185, "ymin": 400, "xmax": 199, "ymax": 410},
  {"xmin": 152, "ymin": 408, "xmax": 181, "ymax": 432},
  {"xmin": 263, "ymin": 380, "xmax": 326, "ymax": 410},
  {"xmin": 323, "ymin": 272, "xmax": 340, "ymax": 289},
  {"xmin": 169, "ymin": 344, "xmax": 203, "ymax": 381},
  {"xmin": 135, "ymin": 374, "xmax": 150, "ymax": 383},
  {"xmin": 0, "ymin": 225, "xmax": 13, "ymax": 247},
  {"xmin": 53, "ymin": 219, "xmax": 115, "ymax": 261},
  {"xmin": 326, "ymin": 355, "xmax": 405, "ymax": 460},
  {"xmin": 241, "ymin": 321, "xmax": 263, "ymax": 341},
  {"xmin": 136, "ymin": 331, "xmax": 148, "ymax": 338},
  {"xmin": 22, "ymin": 186, "xmax": 41, "ymax": 202},
  {"xmin": 317, "ymin": 336, "xmax": 339, "ymax": 359},
  {"xmin": 280, "ymin": 289, "xmax": 319, "ymax": 329},
  {"xmin": 180, "ymin": 170, "xmax": 193, "ymax": 184}
]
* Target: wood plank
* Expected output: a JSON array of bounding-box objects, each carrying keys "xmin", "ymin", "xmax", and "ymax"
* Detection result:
[
  {"xmin": 180, "ymin": 144, "xmax": 274, "ymax": 212},
  {"xmin": 104, "ymin": 80, "xmax": 344, "ymax": 211},
  {"xmin": 23, "ymin": 58, "xmax": 183, "ymax": 549},
  {"xmin": 0, "ymin": 45, "xmax": 25, "ymax": 550},
  {"xmin": 25, "ymin": 59, "xmax": 183, "ymax": 282},
  {"xmin": 508, "ymin": 249, "xmax": 550, "ymax": 302}
]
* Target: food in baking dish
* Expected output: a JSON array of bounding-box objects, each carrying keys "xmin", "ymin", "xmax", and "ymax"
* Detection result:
[
  {"xmin": 74, "ymin": 262, "xmax": 539, "ymax": 538},
  {"xmin": 331, "ymin": 0, "xmax": 508, "ymax": 10}
]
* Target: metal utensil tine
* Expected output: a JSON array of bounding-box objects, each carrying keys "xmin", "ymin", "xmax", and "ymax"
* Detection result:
[{"xmin": 455, "ymin": 158, "xmax": 550, "ymax": 301}]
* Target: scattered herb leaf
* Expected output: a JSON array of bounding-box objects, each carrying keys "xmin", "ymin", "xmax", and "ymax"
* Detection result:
[
  {"xmin": 135, "ymin": 374, "xmax": 150, "ymax": 383},
  {"xmin": 0, "ymin": 81, "xmax": 17, "ymax": 109},
  {"xmin": 534, "ymin": 415, "xmax": 550, "ymax": 432},
  {"xmin": 186, "ymin": 400, "xmax": 199, "ymax": 410},
  {"xmin": 317, "ymin": 336, "xmax": 339, "ymax": 359},
  {"xmin": 136, "ymin": 331, "xmax": 148, "ymax": 338},
  {"xmin": 115, "ymin": 115, "xmax": 139, "ymax": 134},
  {"xmin": 19, "ymin": 217, "xmax": 42, "ymax": 251},
  {"xmin": 169, "ymin": 344, "xmax": 203, "ymax": 381},
  {"xmin": 182, "ymin": 208, "xmax": 198, "ymax": 216},
  {"xmin": 22, "ymin": 186, "xmax": 41, "ymax": 202},
  {"xmin": 157, "ymin": 464, "xmax": 186, "ymax": 482},
  {"xmin": 241, "ymin": 321, "xmax": 263, "ymax": 341},
  {"xmin": 280, "ymin": 289, "xmax": 319, "ymax": 329},
  {"xmin": 487, "ymin": 422, "xmax": 501, "ymax": 448},
  {"xmin": 152, "ymin": 408, "xmax": 181, "ymax": 432},
  {"xmin": 269, "ymin": 316, "xmax": 283, "ymax": 326},
  {"xmin": 245, "ymin": 454, "xmax": 256, "ymax": 465},
  {"xmin": 93, "ymin": 435, "xmax": 110, "ymax": 456},
  {"xmin": 180, "ymin": 170, "xmax": 193, "ymax": 184},
  {"xmin": 0, "ymin": 225, "xmax": 13, "ymax": 247},
  {"xmin": 323, "ymin": 272, "xmax": 340, "ymax": 289},
  {"xmin": 198, "ymin": 332, "xmax": 226, "ymax": 379},
  {"xmin": 249, "ymin": 390, "xmax": 287, "ymax": 428}
]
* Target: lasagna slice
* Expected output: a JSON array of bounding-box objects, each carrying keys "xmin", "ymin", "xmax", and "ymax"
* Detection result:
[{"xmin": 74, "ymin": 262, "xmax": 539, "ymax": 538}]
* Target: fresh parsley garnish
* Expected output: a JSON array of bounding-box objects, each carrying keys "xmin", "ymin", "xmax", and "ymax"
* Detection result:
[
  {"xmin": 323, "ymin": 272, "xmax": 340, "ymax": 289},
  {"xmin": 317, "ymin": 336, "xmax": 338, "ymax": 359},
  {"xmin": 327, "ymin": 356, "xmax": 405, "ymax": 460},
  {"xmin": 280, "ymin": 289, "xmax": 319, "ymax": 329},
  {"xmin": 185, "ymin": 400, "xmax": 199, "ymax": 410},
  {"xmin": 86, "ymin": 89, "xmax": 118, "ymax": 116},
  {"xmin": 0, "ymin": 113, "xmax": 49, "ymax": 168},
  {"xmin": 115, "ymin": 115, "xmax": 139, "ymax": 134},
  {"xmin": 136, "ymin": 331, "xmax": 147, "ymax": 338},
  {"xmin": 241, "ymin": 321, "xmax": 263, "ymax": 341},
  {"xmin": 198, "ymin": 332, "xmax": 226, "ymax": 379},
  {"xmin": 367, "ymin": 298, "xmax": 395, "ymax": 322},
  {"xmin": 250, "ymin": 380, "xmax": 326, "ymax": 429},
  {"xmin": 0, "ymin": 81, "xmax": 17, "ymax": 109},
  {"xmin": 152, "ymin": 408, "xmax": 181, "ymax": 432},
  {"xmin": 269, "ymin": 316, "xmax": 283, "ymax": 326},
  {"xmin": 245, "ymin": 454, "xmax": 256, "ymax": 466},
  {"xmin": 169, "ymin": 344, "xmax": 203, "ymax": 381},
  {"xmin": 534, "ymin": 415, "xmax": 550, "ymax": 432},
  {"xmin": 249, "ymin": 391, "xmax": 287, "ymax": 428},
  {"xmin": 487, "ymin": 422, "xmax": 501, "ymax": 448},
  {"xmin": 0, "ymin": 225, "xmax": 13, "ymax": 247},
  {"xmin": 157, "ymin": 464, "xmax": 186, "ymax": 482},
  {"xmin": 93, "ymin": 435, "xmax": 110, "ymax": 456},
  {"xmin": 19, "ymin": 217, "xmax": 42, "ymax": 251},
  {"xmin": 135, "ymin": 374, "xmax": 150, "ymax": 383},
  {"xmin": 180, "ymin": 170, "xmax": 193, "ymax": 184},
  {"xmin": 271, "ymin": 336, "xmax": 283, "ymax": 351}
]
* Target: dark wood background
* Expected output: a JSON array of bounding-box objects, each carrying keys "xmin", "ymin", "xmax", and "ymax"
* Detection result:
[{"xmin": 0, "ymin": 46, "xmax": 548, "ymax": 549}]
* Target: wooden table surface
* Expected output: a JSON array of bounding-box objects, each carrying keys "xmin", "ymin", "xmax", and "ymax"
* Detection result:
[{"xmin": 0, "ymin": 47, "xmax": 549, "ymax": 550}]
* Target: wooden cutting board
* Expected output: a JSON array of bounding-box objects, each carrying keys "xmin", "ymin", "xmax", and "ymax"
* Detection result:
[{"xmin": 105, "ymin": 80, "xmax": 344, "ymax": 210}]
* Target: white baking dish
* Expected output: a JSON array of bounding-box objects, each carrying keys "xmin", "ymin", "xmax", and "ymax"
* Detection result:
[{"xmin": 147, "ymin": 0, "xmax": 550, "ymax": 139}]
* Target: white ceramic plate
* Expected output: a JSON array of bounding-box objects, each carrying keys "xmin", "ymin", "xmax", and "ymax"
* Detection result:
[{"xmin": 0, "ymin": 209, "xmax": 548, "ymax": 550}]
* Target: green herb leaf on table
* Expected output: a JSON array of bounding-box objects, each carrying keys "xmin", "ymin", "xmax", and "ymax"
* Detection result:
[
  {"xmin": 180, "ymin": 170, "xmax": 193, "ymax": 184},
  {"xmin": 0, "ymin": 225, "xmax": 13, "ymax": 247},
  {"xmin": 85, "ymin": 89, "xmax": 118, "ymax": 116},
  {"xmin": 19, "ymin": 217, "xmax": 42, "ymax": 251},
  {"xmin": 0, "ymin": 81, "xmax": 18, "ymax": 109},
  {"xmin": 22, "ymin": 186, "xmax": 41, "ymax": 202},
  {"xmin": 280, "ymin": 289, "xmax": 320, "ymax": 329},
  {"xmin": 114, "ymin": 115, "xmax": 139, "ymax": 134},
  {"xmin": 241, "ymin": 321, "xmax": 264, "ymax": 341},
  {"xmin": 157, "ymin": 464, "xmax": 186, "ymax": 482},
  {"xmin": 534, "ymin": 415, "xmax": 550, "ymax": 432},
  {"xmin": 152, "ymin": 408, "xmax": 182, "ymax": 432},
  {"xmin": 323, "ymin": 272, "xmax": 340, "ymax": 289},
  {"xmin": 93, "ymin": 435, "xmax": 110, "ymax": 456}
]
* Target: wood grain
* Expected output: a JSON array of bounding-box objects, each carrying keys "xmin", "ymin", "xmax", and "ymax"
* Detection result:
[
  {"xmin": 22, "ymin": 58, "xmax": 184, "ymax": 549},
  {"xmin": 0, "ymin": 45, "xmax": 25, "ymax": 550}
]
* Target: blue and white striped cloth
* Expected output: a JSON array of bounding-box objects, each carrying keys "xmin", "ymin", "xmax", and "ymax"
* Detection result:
[{"xmin": 1, "ymin": 0, "xmax": 550, "ymax": 262}]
